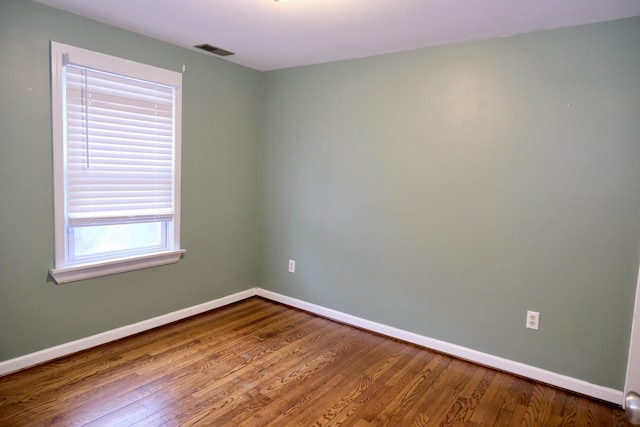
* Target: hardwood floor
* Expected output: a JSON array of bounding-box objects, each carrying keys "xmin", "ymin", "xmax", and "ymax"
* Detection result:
[{"xmin": 0, "ymin": 297, "xmax": 631, "ymax": 426}]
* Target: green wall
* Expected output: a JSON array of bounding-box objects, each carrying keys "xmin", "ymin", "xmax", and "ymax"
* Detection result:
[
  {"xmin": 260, "ymin": 17, "xmax": 640, "ymax": 389},
  {"xmin": 2, "ymin": 0, "xmax": 640, "ymax": 393},
  {"xmin": 0, "ymin": 0, "xmax": 262, "ymax": 360}
]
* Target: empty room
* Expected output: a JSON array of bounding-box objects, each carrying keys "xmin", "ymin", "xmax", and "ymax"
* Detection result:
[{"xmin": 1, "ymin": 0, "xmax": 640, "ymax": 425}]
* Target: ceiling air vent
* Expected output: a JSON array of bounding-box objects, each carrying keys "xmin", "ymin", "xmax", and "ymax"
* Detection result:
[{"xmin": 194, "ymin": 43, "xmax": 235, "ymax": 57}]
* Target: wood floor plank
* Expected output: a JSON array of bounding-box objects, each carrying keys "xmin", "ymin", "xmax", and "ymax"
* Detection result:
[
  {"xmin": 1, "ymin": 297, "xmax": 264, "ymax": 392},
  {"xmin": 318, "ymin": 344, "xmax": 431, "ymax": 426},
  {"xmin": 251, "ymin": 334, "xmax": 398, "ymax": 426},
  {"xmin": 92, "ymin": 306, "xmax": 323, "ymax": 426},
  {"xmin": 494, "ymin": 374, "xmax": 537, "ymax": 425},
  {"xmin": 0, "ymin": 297, "xmax": 278, "ymax": 422},
  {"xmin": 523, "ymin": 384, "xmax": 558, "ymax": 426},
  {"xmin": 344, "ymin": 345, "xmax": 436, "ymax": 423},
  {"xmin": 436, "ymin": 368, "xmax": 496, "ymax": 425},
  {"xmin": 0, "ymin": 297, "xmax": 632, "ymax": 426},
  {"xmin": 175, "ymin": 328, "xmax": 363, "ymax": 426},
  {"xmin": 472, "ymin": 370, "xmax": 519, "ymax": 425},
  {"xmin": 4, "ymin": 300, "xmax": 296, "ymax": 426},
  {"xmin": 130, "ymin": 312, "xmax": 352, "ymax": 426},
  {"xmin": 395, "ymin": 357, "xmax": 478, "ymax": 424},
  {"xmin": 300, "ymin": 339, "xmax": 411, "ymax": 426},
  {"xmin": 369, "ymin": 352, "xmax": 454, "ymax": 425}
]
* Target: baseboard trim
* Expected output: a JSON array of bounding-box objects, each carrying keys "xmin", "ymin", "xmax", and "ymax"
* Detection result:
[
  {"xmin": 0, "ymin": 287, "xmax": 623, "ymax": 405},
  {"xmin": 0, "ymin": 289, "xmax": 256, "ymax": 377},
  {"xmin": 256, "ymin": 288, "xmax": 623, "ymax": 405}
]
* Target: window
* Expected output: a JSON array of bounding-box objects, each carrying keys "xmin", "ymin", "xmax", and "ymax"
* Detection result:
[{"xmin": 49, "ymin": 42, "xmax": 184, "ymax": 284}]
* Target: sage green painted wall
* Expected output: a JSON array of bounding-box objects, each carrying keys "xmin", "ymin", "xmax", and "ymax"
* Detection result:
[
  {"xmin": 0, "ymin": 0, "xmax": 261, "ymax": 360},
  {"xmin": 260, "ymin": 17, "xmax": 640, "ymax": 389}
]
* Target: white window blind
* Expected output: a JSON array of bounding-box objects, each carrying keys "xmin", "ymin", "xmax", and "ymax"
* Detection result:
[
  {"xmin": 65, "ymin": 64, "xmax": 176, "ymax": 227},
  {"xmin": 50, "ymin": 41, "xmax": 184, "ymax": 284}
]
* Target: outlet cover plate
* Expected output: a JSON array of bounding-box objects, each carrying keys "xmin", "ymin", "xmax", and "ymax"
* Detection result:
[{"xmin": 526, "ymin": 310, "xmax": 540, "ymax": 330}]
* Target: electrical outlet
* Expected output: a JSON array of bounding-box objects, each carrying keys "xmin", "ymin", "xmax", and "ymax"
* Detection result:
[
  {"xmin": 288, "ymin": 259, "xmax": 295, "ymax": 273},
  {"xmin": 526, "ymin": 311, "xmax": 540, "ymax": 330}
]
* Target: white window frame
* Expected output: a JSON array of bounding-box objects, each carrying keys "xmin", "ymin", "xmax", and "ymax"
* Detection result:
[{"xmin": 49, "ymin": 42, "xmax": 184, "ymax": 284}]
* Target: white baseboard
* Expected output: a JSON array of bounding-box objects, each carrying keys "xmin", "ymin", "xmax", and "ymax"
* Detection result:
[
  {"xmin": 0, "ymin": 287, "xmax": 623, "ymax": 406},
  {"xmin": 0, "ymin": 289, "xmax": 256, "ymax": 377},
  {"xmin": 255, "ymin": 288, "xmax": 624, "ymax": 405}
]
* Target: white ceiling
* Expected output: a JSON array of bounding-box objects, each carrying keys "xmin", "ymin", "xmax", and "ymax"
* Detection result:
[{"xmin": 34, "ymin": 0, "xmax": 640, "ymax": 71}]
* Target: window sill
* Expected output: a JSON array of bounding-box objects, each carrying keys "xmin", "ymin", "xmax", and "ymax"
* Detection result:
[{"xmin": 49, "ymin": 249, "xmax": 186, "ymax": 284}]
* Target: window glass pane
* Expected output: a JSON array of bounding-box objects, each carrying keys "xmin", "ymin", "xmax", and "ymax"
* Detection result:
[{"xmin": 72, "ymin": 222, "xmax": 165, "ymax": 258}]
